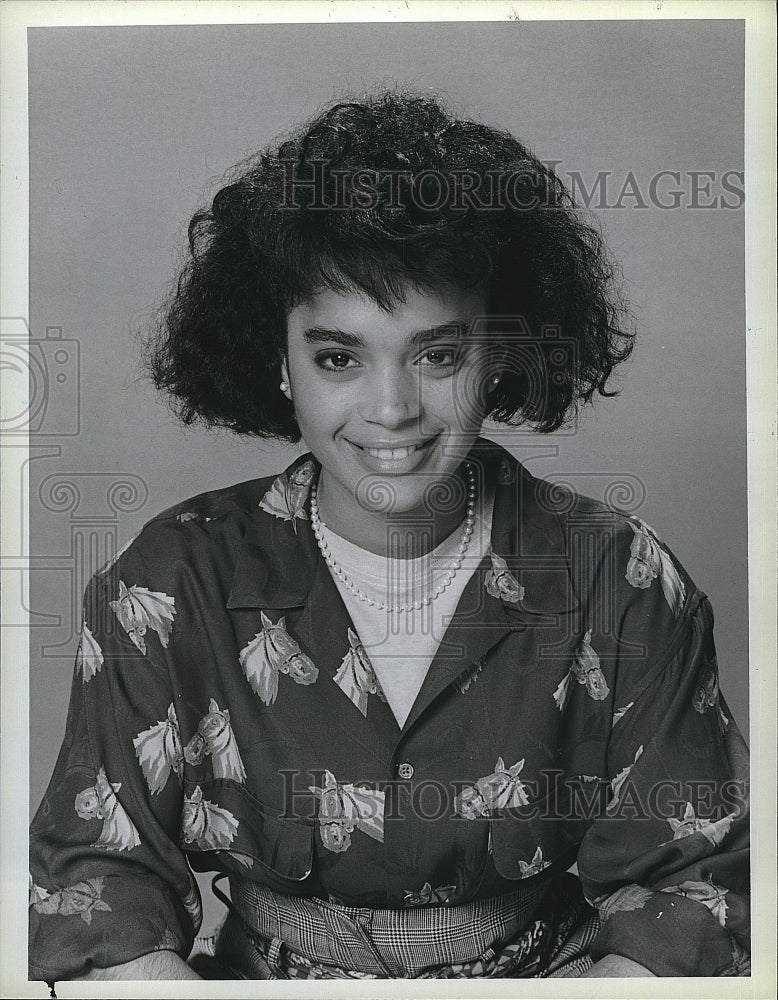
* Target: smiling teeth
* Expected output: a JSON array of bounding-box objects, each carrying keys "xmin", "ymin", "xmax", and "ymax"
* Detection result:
[{"xmin": 362, "ymin": 445, "xmax": 422, "ymax": 459}]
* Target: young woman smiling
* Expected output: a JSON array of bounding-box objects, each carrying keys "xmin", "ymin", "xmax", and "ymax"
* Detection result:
[
  {"xmin": 283, "ymin": 284, "xmax": 489, "ymax": 556},
  {"xmin": 29, "ymin": 92, "xmax": 750, "ymax": 984}
]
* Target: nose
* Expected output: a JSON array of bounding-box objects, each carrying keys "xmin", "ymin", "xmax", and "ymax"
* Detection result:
[{"xmin": 361, "ymin": 368, "xmax": 421, "ymax": 430}]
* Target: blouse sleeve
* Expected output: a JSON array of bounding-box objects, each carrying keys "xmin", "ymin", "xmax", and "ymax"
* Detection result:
[
  {"xmin": 576, "ymin": 577, "xmax": 750, "ymax": 977},
  {"xmin": 29, "ymin": 533, "xmax": 202, "ymax": 982}
]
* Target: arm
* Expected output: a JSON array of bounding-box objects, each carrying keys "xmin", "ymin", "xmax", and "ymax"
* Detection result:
[
  {"xmin": 72, "ymin": 950, "xmax": 201, "ymax": 981},
  {"xmin": 580, "ymin": 956, "xmax": 656, "ymax": 978},
  {"xmin": 30, "ymin": 533, "xmax": 203, "ymax": 982},
  {"xmin": 577, "ymin": 590, "xmax": 750, "ymax": 977}
]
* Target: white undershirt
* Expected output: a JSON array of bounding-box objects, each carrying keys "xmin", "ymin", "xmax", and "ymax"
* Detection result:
[{"xmin": 318, "ymin": 486, "xmax": 495, "ymax": 727}]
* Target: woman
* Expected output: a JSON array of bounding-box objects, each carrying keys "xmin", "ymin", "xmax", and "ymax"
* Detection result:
[{"xmin": 29, "ymin": 91, "xmax": 750, "ymax": 983}]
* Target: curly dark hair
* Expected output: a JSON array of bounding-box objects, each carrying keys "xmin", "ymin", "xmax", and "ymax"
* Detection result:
[{"xmin": 144, "ymin": 90, "xmax": 634, "ymax": 440}]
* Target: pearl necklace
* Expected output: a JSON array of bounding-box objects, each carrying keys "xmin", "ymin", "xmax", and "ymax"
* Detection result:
[{"xmin": 310, "ymin": 464, "xmax": 477, "ymax": 613}]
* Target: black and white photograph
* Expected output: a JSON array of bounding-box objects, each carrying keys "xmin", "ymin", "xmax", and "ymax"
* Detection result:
[{"xmin": 1, "ymin": 1, "xmax": 775, "ymax": 996}]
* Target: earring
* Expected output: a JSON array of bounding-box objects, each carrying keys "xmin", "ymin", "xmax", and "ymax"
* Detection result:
[{"xmin": 279, "ymin": 381, "xmax": 289, "ymax": 393}]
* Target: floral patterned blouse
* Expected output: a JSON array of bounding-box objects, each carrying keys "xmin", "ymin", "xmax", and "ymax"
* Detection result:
[{"xmin": 29, "ymin": 440, "xmax": 750, "ymax": 980}]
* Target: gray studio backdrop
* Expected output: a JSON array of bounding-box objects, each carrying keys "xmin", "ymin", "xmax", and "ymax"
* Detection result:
[{"xmin": 28, "ymin": 19, "xmax": 746, "ymax": 835}]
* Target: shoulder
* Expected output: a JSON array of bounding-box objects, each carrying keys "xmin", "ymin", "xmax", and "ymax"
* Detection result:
[
  {"xmin": 561, "ymin": 486, "xmax": 697, "ymax": 622},
  {"xmin": 487, "ymin": 441, "xmax": 701, "ymax": 627},
  {"xmin": 528, "ymin": 473, "xmax": 713, "ymax": 700},
  {"xmin": 93, "ymin": 455, "xmax": 315, "ymax": 587},
  {"xmin": 146, "ymin": 471, "xmax": 275, "ymax": 533},
  {"xmin": 549, "ymin": 482, "xmax": 708, "ymax": 686},
  {"xmin": 567, "ymin": 498, "xmax": 696, "ymax": 621}
]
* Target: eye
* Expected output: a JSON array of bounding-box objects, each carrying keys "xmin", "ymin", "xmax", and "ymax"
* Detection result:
[
  {"xmin": 316, "ymin": 351, "xmax": 358, "ymax": 372},
  {"xmin": 416, "ymin": 347, "xmax": 459, "ymax": 369}
]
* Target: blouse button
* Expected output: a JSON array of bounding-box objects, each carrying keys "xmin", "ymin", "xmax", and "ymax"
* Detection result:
[{"xmin": 398, "ymin": 762, "xmax": 414, "ymax": 780}]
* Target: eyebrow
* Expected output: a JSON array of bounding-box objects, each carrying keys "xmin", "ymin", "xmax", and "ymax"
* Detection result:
[{"xmin": 302, "ymin": 322, "xmax": 469, "ymax": 348}]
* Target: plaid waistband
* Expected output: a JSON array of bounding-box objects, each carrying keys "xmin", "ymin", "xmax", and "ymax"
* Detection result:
[{"xmin": 224, "ymin": 877, "xmax": 553, "ymax": 977}]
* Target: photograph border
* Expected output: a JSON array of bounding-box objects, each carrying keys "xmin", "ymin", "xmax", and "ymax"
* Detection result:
[{"xmin": 2, "ymin": 2, "xmax": 775, "ymax": 997}]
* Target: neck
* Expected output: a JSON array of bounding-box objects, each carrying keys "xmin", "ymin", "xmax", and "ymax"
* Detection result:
[{"xmin": 315, "ymin": 466, "xmax": 472, "ymax": 558}]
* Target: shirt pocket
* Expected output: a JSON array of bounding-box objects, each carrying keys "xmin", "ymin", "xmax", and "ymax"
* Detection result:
[
  {"xmin": 489, "ymin": 788, "xmax": 585, "ymax": 883},
  {"xmin": 180, "ymin": 778, "xmax": 314, "ymax": 887}
]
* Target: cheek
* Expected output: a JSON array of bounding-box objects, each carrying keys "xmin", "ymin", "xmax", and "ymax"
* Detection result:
[
  {"xmin": 293, "ymin": 389, "xmax": 345, "ymax": 436},
  {"xmin": 289, "ymin": 368, "xmax": 361, "ymax": 436},
  {"xmin": 422, "ymin": 375, "xmax": 487, "ymax": 430},
  {"xmin": 285, "ymin": 363, "xmax": 333, "ymax": 422}
]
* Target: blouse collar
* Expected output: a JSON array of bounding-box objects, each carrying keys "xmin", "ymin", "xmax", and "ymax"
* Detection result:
[{"xmin": 227, "ymin": 438, "xmax": 580, "ymax": 618}]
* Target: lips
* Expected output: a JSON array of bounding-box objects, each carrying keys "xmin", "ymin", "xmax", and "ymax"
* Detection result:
[
  {"xmin": 347, "ymin": 436, "xmax": 438, "ymax": 473},
  {"xmin": 353, "ymin": 443, "xmax": 427, "ymax": 460}
]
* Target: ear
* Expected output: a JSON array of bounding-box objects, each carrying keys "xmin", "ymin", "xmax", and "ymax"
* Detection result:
[{"xmin": 280, "ymin": 358, "xmax": 292, "ymax": 400}]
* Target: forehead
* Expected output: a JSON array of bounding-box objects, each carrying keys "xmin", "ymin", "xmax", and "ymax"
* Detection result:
[{"xmin": 287, "ymin": 285, "xmax": 487, "ymax": 342}]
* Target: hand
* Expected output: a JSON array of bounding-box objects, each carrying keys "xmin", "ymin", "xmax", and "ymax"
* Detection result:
[
  {"xmin": 71, "ymin": 949, "xmax": 202, "ymax": 981},
  {"xmin": 579, "ymin": 954, "xmax": 656, "ymax": 977}
]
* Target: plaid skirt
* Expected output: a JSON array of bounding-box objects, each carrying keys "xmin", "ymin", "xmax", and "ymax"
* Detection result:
[{"xmin": 190, "ymin": 873, "xmax": 599, "ymax": 980}]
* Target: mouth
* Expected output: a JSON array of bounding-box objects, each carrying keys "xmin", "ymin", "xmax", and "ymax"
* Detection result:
[
  {"xmin": 351, "ymin": 442, "xmax": 428, "ymax": 460},
  {"xmin": 346, "ymin": 436, "xmax": 439, "ymax": 471}
]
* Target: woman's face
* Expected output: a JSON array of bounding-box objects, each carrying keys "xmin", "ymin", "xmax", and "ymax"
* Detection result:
[{"xmin": 283, "ymin": 283, "xmax": 490, "ymax": 546}]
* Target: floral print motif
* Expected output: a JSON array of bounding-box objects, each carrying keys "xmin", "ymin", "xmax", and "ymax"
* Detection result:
[
  {"xmin": 183, "ymin": 698, "xmax": 246, "ymax": 783},
  {"xmin": 177, "ymin": 511, "xmax": 212, "ymax": 523},
  {"xmin": 454, "ymin": 657, "xmax": 485, "ymax": 695},
  {"xmin": 454, "ymin": 757, "xmax": 530, "ymax": 819},
  {"xmin": 626, "ymin": 519, "xmax": 686, "ymax": 617},
  {"xmin": 109, "ymin": 580, "xmax": 176, "ymax": 655},
  {"xmin": 333, "ymin": 628, "xmax": 385, "ymax": 716},
  {"xmin": 497, "ymin": 456, "xmax": 516, "ymax": 485},
  {"xmin": 572, "ymin": 629, "xmax": 609, "ymax": 698},
  {"xmin": 665, "ymin": 802, "xmax": 734, "ymax": 847},
  {"xmin": 661, "ymin": 877, "xmax": 729, "ymax": 927},
  {"xmin": 606, "ymin": 745, "xmax": 644, "ymax": 815},
  {"xmin": 484, "ymin": 550, "xmax": 525, "ymax": 604},
  {"xmin": 258, "ymin": 459, "xmax": 316, "ymax": 531},
  {"xmin": 181, "ymin": 878, "xmax": 202, "ymax": 929},
  {"xmin": 31, "ymin": 876, "xmax": 112, "ymax": 924},
  {"xmin": 154, "ymin": 926, "xmax": 181, "ymax": 951},
  {"xmin": 240, "ymin": 611, "xmax": 318, "ymax": 706},
  {"xmin": 76, "ymin": 616, "xmax": 104, "ymax": 683},
  {"xmin": 625, "ymin": 519, "xmax": 660, "ymax": 589},
  {"xmin": 402, "ymin": 882, "xmax": 457, "ymax": 906},
  {"xmin": 553, "ymin": 629, "xmax": 609, "ymax": 711},
  {"xmin": 517, "ymin": 846, "xmax": 551, "ymax": 878},
  {"xmin": 133, "ymin": 703, "xmax": 184, "ymax": 795},
  {"xmin": 728, "ymin": 940, "xmax": 751, "ymax": 975},
  {"xmin": 693, "ymin": 659, "xmax": 719, "ymax": 714},
  {"xmin": 309, "ymin": 770, "xmax": 385, "ymax": 853},
  {"xmin": 74, "ymin": 767, "xmax": 141, "ymax": 852},
  {"xmin": 596, "ymin": 884, "xmax": 654, "ymax": 921},
  {"xmin": 612, "ymin": 701, "xmax": 634, "ymax": 726},
  {"xmin": 181, "ymin": 786, "xmax": 239, "ymax": 850},
  {"xmin": 29, "ymin": 874, "xmax": 49, "ymax": 907}
]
